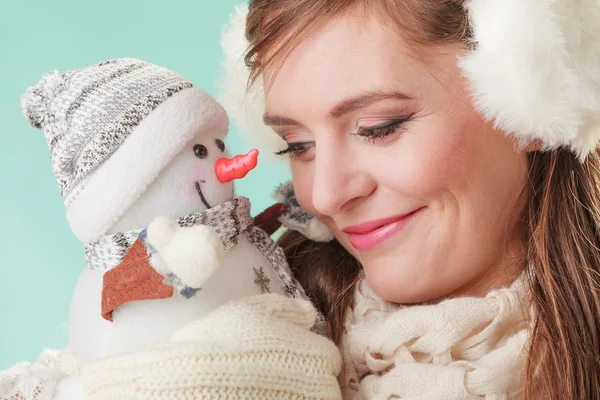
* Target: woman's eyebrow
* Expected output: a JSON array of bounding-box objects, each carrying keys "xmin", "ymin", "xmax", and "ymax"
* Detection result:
[
  {"xmin": 263, "ymin": 114, "xmax": 300, "ymax": 126},
  {"xmin": 328, "ymin": 91, "xmax": 413, "ymax": 119},
  {"xmin": 263, "ymin": 90, "xmax": 412, "ymax": 126}
]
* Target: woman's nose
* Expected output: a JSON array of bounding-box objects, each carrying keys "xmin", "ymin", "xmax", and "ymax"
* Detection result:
[{"xmin": 311, "ymin": 142, "xmax": 374, "ymax": 216}]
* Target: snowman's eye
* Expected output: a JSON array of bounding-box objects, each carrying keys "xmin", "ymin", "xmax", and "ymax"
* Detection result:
[
  {"xmin": 193, "ymin": 144, "xmax": 208, "ymax": 159},
  {"xmin": 215, "ymin": 139, "xmax": 225, "ymax": 152}
]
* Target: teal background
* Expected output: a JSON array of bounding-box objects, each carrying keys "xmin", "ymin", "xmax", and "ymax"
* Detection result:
[{"xmin": 0, "ymin": 0, "xmax": 290, "ymax": 369}]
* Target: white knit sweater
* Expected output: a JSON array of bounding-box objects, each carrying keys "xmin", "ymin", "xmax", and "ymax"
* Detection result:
[
  {"xmin": 1, "ymin": 279, "xmax": 531, "ymax": 399},
  {"xmin": 82, "ymin": 294, "xmax": 342, "ymax": 399}
]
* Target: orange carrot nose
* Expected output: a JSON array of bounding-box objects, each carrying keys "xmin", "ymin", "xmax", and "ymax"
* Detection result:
[{"xmin": 215, "ymin": 149, "xmax": 259, "ymax": 183}]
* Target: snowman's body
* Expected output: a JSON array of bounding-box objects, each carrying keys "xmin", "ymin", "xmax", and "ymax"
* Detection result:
[
  {"xmin": 69, "ymin": 233, "xmax": 284, "ymax": 364},
  {"xmin": 64, "ymin": 131, "xmax": 288, "ymax": 366}
]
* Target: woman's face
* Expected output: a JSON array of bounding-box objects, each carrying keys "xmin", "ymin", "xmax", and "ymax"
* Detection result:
[{"xmin": 263, "ymin": 15, "xmax": 530, "ymax": 303}]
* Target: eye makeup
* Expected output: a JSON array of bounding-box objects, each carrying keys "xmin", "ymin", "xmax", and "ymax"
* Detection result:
[
  {"xmin": 351, "ymin": 113, "xmax": 414, "ymax": 144},
  {"xmin": 274, "ymin": 110, "xmax": 414, "ymax": 160}
]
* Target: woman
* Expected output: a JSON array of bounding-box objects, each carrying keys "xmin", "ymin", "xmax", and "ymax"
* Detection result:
[
  {"xmin": 219, "ymin": 0, "xmax": 600, "ymax": 398},
  {"xmin": 8, "ymin": 1, "xmax": 598, "ymax": 399}
]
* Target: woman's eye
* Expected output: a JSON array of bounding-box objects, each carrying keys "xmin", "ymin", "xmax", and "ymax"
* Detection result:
[
  {"xmin": 354, "ymin": 117, "xmax": 411, "ymax": 144},
  {"xmin": 275, "ymin": 142, "xmax": 314, "ymax": 161}
]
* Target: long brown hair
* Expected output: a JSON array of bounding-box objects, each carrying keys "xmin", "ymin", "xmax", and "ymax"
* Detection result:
[{"xmin": 244, "ymin": 1, "xmax": 600, "ymax": 398}]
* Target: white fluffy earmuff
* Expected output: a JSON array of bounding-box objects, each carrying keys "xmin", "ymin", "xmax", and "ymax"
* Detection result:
[{"xmin": 459, "ymin": 0, "xmax": 600, "ymax": 161}]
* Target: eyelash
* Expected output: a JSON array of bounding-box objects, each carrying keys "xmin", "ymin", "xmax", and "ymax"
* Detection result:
[
  {"xmin": 275, "ymin": 143, "xmax": 311, "ymax": 160},
  {"xmin": 275, "ymin": 116, "xmax": 412, "ymax": 159},
  {"xmin": 353, "ymin": 117, "xmax": 411, "ymax": 144}
]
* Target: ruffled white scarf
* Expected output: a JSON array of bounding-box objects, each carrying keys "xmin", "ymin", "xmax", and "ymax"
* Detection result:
[{"xmin": 340, "ymin": 276, "xmax": 531, "ymax": 399}]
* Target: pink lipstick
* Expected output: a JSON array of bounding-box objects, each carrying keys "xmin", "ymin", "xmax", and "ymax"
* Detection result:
[{"xmin": 342, "ymin": 208, "xmax": 422, "ymax": 250}]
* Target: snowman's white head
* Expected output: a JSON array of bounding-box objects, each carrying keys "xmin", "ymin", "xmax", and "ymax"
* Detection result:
[
  {"xmin": 109, "ymin": 127, "xmax": 257, "ymax": 234},
  {"xmin": 21, "ymin": 57, "xmax": 261, "ymax": 243}
]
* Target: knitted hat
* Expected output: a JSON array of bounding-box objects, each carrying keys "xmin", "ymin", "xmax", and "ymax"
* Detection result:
[
  {"xmin": 22, "ymin": 58, "xmax": 228, "ymax": 243},
  {"xmin": 217, "ymin": 1, "xmax": 600, "ymax": 162}
]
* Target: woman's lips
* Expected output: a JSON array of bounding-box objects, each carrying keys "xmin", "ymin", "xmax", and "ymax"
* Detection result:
[{"xmin": 342, "ymin": 208, "xmax": 423, "ymax": 250}]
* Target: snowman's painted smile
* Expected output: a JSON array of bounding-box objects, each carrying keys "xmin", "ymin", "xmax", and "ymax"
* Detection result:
[{"xmin": 195, "ymin": 181, "xmax": 211, "ymax": 209}]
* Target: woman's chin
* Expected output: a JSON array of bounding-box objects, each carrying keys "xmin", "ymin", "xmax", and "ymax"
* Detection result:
[
  {"xmin": 362, "ymin": 258, "xmax": 457, "ymax": 305},
  {"xmin": 362, "ymin": 262, "xmax": 426, "ymax": 304}
]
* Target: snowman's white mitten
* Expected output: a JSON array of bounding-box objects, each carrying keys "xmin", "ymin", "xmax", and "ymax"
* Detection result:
[
  {"xmin": 82, "ymin": 294, "xmax": 342, "ymax": 400},
  {"xmin": 146, "ymin": 217, "xmax": 225, "ymax": 288},
  {"xmin": 144, "ymin": 216, "xmax": 178, "ymax": 250}
]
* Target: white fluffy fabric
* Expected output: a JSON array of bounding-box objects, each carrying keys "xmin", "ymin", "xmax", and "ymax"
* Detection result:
[
  {"xmin": 147, "ymin": 219, "xmax": 225, "ymax": 288},
  {"xmin": 66, "ymin": 87, "xmax": 229, "ymax": 243},
  {"xmin": 216, "ymin": 3, "xmax": 287, "ymax": 161},
  {"xmin": 219, "ymin": 1, "xmax": 600, "ymax": 162},
  {"xmin": 459, "ymin": 0, "xmax": 600, "ymax": 161},
  {"xmin": 305, "ymin": 218, "xmax": 335, "ymax": 242}
]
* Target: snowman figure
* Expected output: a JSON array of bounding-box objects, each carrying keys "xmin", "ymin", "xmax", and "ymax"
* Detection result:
[{"xmin": 14, "ymin": 58, "xmax": 311, "ymax": 399}]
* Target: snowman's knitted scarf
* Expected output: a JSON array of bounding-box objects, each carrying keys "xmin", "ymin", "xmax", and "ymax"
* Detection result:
[{"xmin": 83, "ymin": 197, "xmax": 306, "ymax": 302}]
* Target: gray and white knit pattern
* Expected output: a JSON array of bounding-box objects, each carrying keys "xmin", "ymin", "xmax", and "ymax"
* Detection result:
[
  {"xmin": 84, "ymin": 229, "xmax": 140, "ymax": 273},
  {"xmin": 21, "ymin": 58, "xmax": 193, "ymax": 208},
  {"xmin": 275, "ymin": 181, "xmax": 312, "ymax": 226},
  {"xmin": 245, "ymin": 226, "xmax": 302, "ymax": 299},
  {"xmin": 246, "ymin": 224, "xmax": 328, "ymax": 335},
  {"xmin": 84, "ymin": 197, "xmax": 253, "ymax": 271},
  {"xmin": 275, "ymin": 180, "xmax": 334, "ymax": 242},
  {"xmin": 82, "ymin": 196, "xmax": 328, "ymax": 333}
]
